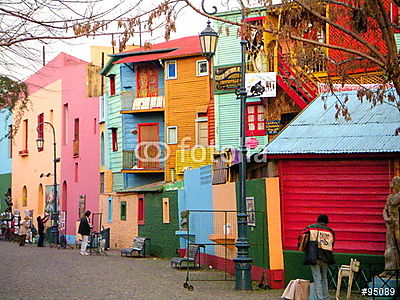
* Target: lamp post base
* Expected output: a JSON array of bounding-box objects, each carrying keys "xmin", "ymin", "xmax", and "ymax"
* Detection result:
[{"xmin": 233, "ymin": 257, "xmax": 253, "ymax": 290}]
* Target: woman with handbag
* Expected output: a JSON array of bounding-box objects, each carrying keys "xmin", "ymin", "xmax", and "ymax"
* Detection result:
[{"xmin": 302, "ymin": 214, "xmax": 335, "ymax": 300}]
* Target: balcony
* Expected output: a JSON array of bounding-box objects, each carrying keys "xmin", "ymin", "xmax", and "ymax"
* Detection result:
[
  {"xmin": 120, "ymin": 90, "xmax": 165, "ymax": 113},
  {"xmin": 18, "ymin": 149, "xmax": 29, "ymax": 156},
  {"xmin": 73, "ymin": 139, "xmax": 79, "ymax": 157},
  {"xmin": 122, "ymin": 148, "xmax": 165, "ymax": 173}
]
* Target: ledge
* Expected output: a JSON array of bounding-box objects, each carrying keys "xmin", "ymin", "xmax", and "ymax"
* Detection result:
[
  {"xmin": 120, "ymin": 108, "xmax": 164, "ymax": 114},
  {"xmin": 18, "ymin": 150, "xmax": 29, "ymax": 156},
  {"xmin": 209, "ymin": 234, "xmax": 236, "ymax": 250},
  {"xmin": 175, "ymin": 230, "xmax": 195, "ymax": 242},
  {"xmin": 122, "ymin": 169, "xmax": 164, "ymax": 174}
]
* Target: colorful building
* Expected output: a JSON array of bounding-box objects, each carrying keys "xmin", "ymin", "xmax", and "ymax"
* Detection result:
[
  {"xmin": 261, "ymin": 90, "xmax": 400, "ymax": 282},
  {"xmin": 12, "ymin": 52, "xmax": 100, "ymax": 242},
  {"xmin": 99, "ymin": 37, "xmax": 215, "ymax": 248}
]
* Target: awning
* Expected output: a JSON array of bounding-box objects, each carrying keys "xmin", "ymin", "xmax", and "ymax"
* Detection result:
[
  {"xmin": 114, "ymin": 53, "xmax": 166, "ymax": 65},
  {"xmin": 116, "ymin": 181, "xmax": 165, "ymax": 193}
]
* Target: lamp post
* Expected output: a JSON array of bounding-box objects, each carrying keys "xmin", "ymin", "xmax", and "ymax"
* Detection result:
[
  {"xmin": 199, "ymin": 1, "xmax": 252, "ymax": 291},
  {"xmin": 36, "ymin": 121, "xmax": 60, "ymax": 244}
]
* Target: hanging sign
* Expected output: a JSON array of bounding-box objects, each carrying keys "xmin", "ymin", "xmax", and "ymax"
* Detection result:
[
  {"xmin": 245, "ymin": 72, "xmax": 276, "ymax": 98},
  {"xmin": 266, "ymin": 120, "xmax": 280, "ymax": 135},
  {"xmin": 214, "ymin": 65, "xmax": 241, "ymax": 93}
]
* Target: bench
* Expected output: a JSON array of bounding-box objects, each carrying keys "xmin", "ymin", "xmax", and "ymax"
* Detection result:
[
  {"xmin": 171, "ymin": 244, "xmax": 201, "ymax": 269},
  {"xmin": 120, "ymin": 237, "xmax": 150, "ymax": 257}
]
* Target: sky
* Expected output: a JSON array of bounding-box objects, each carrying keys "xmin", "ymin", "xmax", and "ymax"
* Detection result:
[
  {"xmin": 9, "ymin": 1, "xmax": 210, "ymax": 81},
  {"xmin": 5, "ymin": 0, "xmax": 266, "ymax": 80}
]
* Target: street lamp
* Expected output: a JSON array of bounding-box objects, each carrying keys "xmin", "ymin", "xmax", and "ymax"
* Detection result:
[
  {"xmin": 199, "ymin": 20, "xmax": 219, "ymax": 61},
  {"xmin": 200, "ymin": 1, "xmax": 252, "ymax": 291},
  {"xmin": 36, "ymin": 121, "xmax": 60, "ymax": 245}
]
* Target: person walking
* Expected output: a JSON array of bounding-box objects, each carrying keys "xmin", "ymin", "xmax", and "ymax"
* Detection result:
[
  {"xmin": 36, "ymin": 214, "xmax": 49, "ymax": 247},
  {"xmin": 19, "ymin": 216, "xmax": 30, "ymax": 246},
  {"xmin": 78, "ymin": 210, "xmax": 92, "ymax": 255},
  {"xmin": 302, "ymin": 214, "xmax": 335, "ymax": 300}
]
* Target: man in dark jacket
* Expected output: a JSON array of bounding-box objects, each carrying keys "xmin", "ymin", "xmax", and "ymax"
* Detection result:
[
  {"xmin": 303, "ymin": 214, "xmax": 335, "ymax": 300},
  {"xmin": 78, "ymin": 210, "xmax": 92, "ymax": 255}
]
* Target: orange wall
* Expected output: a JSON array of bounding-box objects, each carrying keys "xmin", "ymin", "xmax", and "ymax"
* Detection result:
[
  {"xmin": 265, "ymin": 177, "xmax": 284, "ymax": 270},
  {"xmin": 212, "ymin": 183, "xmax": 237, "ymax": 259},
  {"xmin": 164, "ymin": 56, "xmax": 210, "ymax": 181},
  {"xmin": 99, "ymin": 193, "xmax": 138, "ymax": 249},
  {"xmin": 12, "ymin": 80, "xmax": 62, "ymax": 218}
]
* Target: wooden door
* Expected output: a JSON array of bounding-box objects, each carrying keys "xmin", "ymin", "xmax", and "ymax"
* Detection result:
[
  {"xmin": 138, "ymin": 123, "xmax": 160, "ymax": 169},
  {"xmin": 137, "ymin": 64, "xmax": 158, "ymax": 98}
]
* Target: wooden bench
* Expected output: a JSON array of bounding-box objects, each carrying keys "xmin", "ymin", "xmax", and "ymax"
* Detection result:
[
  {"xmin": 120, "ymin": 237, "xmax": 150, "ymax": 257},
  {"xmin": 171, "ymin": 244, "xmax": 201, "ymax": 269}
]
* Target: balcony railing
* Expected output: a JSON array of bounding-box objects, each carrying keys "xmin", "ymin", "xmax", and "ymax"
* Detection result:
[
  {"xmin": 121, "ymin": 90, "xmax": 165, "ymax": 112},
  {"xmin": 122, "ymin": 147, "xmax": 165, "ymax": 171},
  {"xmin": 73, "ymin": 139, "xmax": 79, "ymax": 157}
]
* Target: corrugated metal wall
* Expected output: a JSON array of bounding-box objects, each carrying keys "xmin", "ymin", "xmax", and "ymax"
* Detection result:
[{"xmin": 280, "ymin": 159, "xmax": 392, "ymax": 255}]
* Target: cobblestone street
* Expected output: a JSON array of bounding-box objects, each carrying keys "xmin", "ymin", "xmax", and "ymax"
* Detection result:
[{"xmin": 0, "ymin": 241, "xmax": 284, "ymax": 300}]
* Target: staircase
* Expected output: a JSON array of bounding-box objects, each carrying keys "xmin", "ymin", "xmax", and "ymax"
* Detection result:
[{"xmin": 277, "ymin": 51, "xmax": 319, "ymax": 109}]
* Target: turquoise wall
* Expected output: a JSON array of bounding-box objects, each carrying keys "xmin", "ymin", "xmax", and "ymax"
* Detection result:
[
  {"xmin": 104, "ymin": 63, "xmax": 124, "ymax": 190},
  {"xmin": 0, "ymin": 108, "xmax": 11, "ymax": 212},
  {"xmin": 214, "ymin": 12, "xmax": 268, "ymax": 154}
]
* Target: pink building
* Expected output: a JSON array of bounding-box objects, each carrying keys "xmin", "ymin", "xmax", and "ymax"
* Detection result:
[{"xmin": 13, "ymin": 52, "xmax": 99, "ymax": 244}]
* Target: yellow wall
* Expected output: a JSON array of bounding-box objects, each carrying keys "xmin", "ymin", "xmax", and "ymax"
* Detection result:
[
  {"xmin": 12, "ymin": 80, "xmax": 62, "ymax": 218},
  {"xmin": 212, "ymin": 183, "xmax": 237, "ymax": 259},
  {"xmin": 165, "ymin": 56, "xmax": 210, "ymax": 181},
  {"xmin": 265, "ymin": 177, "xmax": 284, "ymax": 270},
  {"xmin": 99, "ymin": 193, "xmax": 138, "ymax": 249}
]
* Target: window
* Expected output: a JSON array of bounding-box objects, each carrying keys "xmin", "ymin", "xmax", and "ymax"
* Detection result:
[
  {"xmin": 352, "ymin": 9, "xmax": 367, "ymax": 33},
  {"xmin": 19, "ymin": 119, "xmax": 28, "ymax": 155},
  {"xmin": 165, "ymin": 61, "xmax": 177, "ymax": 79},
  {"xmin": 138, "ymin": 196, "xmax": 144, "ymax": 225},
  {"xmin": 137, "ymin": 64, "xmax": 158, "ymax": 97},
  {"xmin": 74, "ymin": 163, "xmax": 79, "ymax": 182},
  {"xmin": 63, "ymin": 104, "xmax": 68, "ymax": 145},
  {"xmin": 22, "ymin": 186, "xmax": 27, "ymax": 207},
  {"xmin": 62, "ymin": 181, "xmax": 67, "ymax": 211},
  {"xmin": 195, "ymin": 114, "xmax": 208, "ymax": 147},
  {"xmin": 74, "ymin": 118, "xmax": 79, "ymax": 141},
  {"xmin": 107, "ymin": 196, "xmax": 112, "ymax": 223},
  {"xmin": 109, "ymin": 75, "xmax": 116, "ymax": 96},
  {"xmin": 73, "ymin": 118, "xmax": 79, "ymax": 157},
  {"xmin": 100, "ymin": 173, "xmax": 105, "ymax": 193},
  {"xmin": 111, "ymin": 128, "xmax": 118, "ymax": 152},
  {"xmin": 196, "ymin": 60, "xmax": 208, "ymax": 76},
  {"xmin": 100, "ymin": 133, "xmax": 105, "ymax": 166},
  {"xmin": 37, "ymin": 113, "xmax": 44, "ymax": 151},
  {"xmin": 94, "ymin": 118, "xmax": 97, "ymax": 134},
  {"xmin": 167, "ymin": 126, "xmax": 178, "ymax": 144},
  {"xmin": 162, "ymin": 198, "xmax": 170, "ymax": 224},
  {"xmin": 246, "ymin": 103, "xmax": 265, "ymax": 136},
  {"xmin": 100, "ymin": 96, "xmax": 105, "ymax": 122},
  {"xmin": 8, "ymin": 125, "xmax": 12, "ymax": 158},
  {"xmin": 280, "ymin": 112, "xmax": 298, "ymax": 129},
  {"xmin": 120, "ymin": 201, "xmax": 127, "ymax": 221}
]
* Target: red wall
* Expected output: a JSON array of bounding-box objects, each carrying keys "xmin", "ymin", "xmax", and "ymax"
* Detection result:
[{"xmin": 280, "ymin": 159, "xmax": 393, "ymax": 255}]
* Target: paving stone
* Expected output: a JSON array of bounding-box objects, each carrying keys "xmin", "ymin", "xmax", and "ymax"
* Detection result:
[{"xmin": 0, "ymin": 241, "xmax": 283, "ymax": 299}]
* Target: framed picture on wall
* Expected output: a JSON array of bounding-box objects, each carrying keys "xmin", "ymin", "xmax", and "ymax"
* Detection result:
[{"xmin": 246, "ymin": 196, "xmax": 256, "ymax": 226}]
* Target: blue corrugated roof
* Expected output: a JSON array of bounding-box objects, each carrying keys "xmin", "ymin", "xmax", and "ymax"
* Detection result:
[{"xmin": 261, "ymin": 89, "xmax": 400, "ymax": 155}]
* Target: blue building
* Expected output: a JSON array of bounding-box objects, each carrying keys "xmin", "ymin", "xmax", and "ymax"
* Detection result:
[{"xmin": 0, "ymin": 107, "xmax": 12, "ymax": 211}]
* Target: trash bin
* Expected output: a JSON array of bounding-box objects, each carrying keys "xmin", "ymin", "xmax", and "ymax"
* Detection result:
[{"xmin": 100, "ymin": 228, "xmax": 110, "ymax": 250}]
